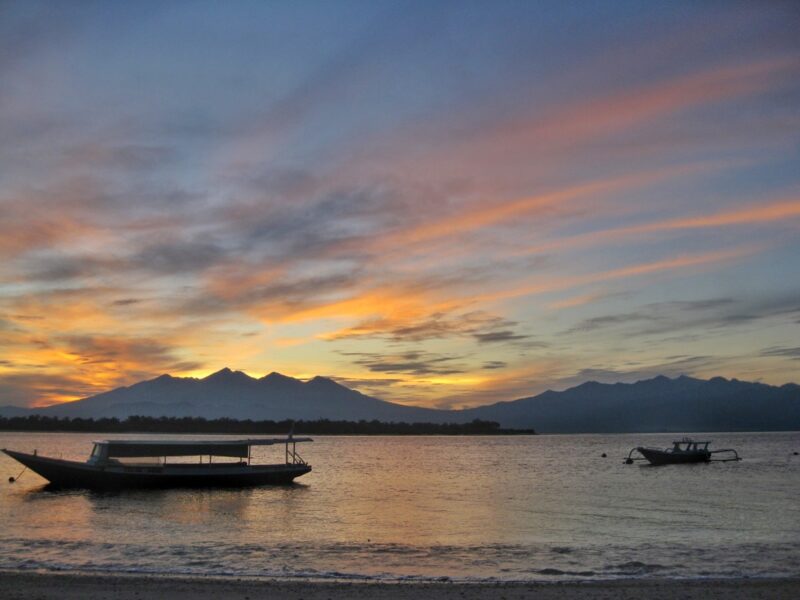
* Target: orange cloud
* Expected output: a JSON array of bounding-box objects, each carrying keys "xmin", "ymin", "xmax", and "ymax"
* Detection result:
[
  {"xmin": 548, "ymin": 292, "xmax": 609, "ymax": 310},
  {"xmin": 0, "ymin": 207, "xmax": 98, "ymax": 260},
  {"xmin": 360, "ymin": 163, "xmax": 714, "ymax": 262},
  {"xmin": 479, "ymin": 246, "xmax": 758, "ymax": 305},
  {"xmin": 637, "ymin": 198, "xmax": 800, "ymax": 231},
  {"xmin": 253, "ymin": 285, "xmax": 463, "ymax": 326},
  {"xmin": 7, "ymin": 330, "xmax": 203, "ymax": 406},
  {"xmin": 0, "ymin": 289, "xmax": 210, "ymax": 405},
  {"xmin": 518, "ymin": 196, "xmax": 800, "ymax": 258},
  {"xmin": 479, "ymin": 57, "xmax": 800, "ymax": 157},
  {"xmin": 273, "ymin": 337, "xmax": 309, "ymax": 348},
  {"xmin": 343, "ymin": 56, "xmax": 799, "ymax": 203},
  {"xmin": 204, "ymin": 263, "xmax": 287, "ymax": 301}
]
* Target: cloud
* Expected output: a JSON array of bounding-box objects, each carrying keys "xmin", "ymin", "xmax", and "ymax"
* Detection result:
[
  {"xmin": 0, "ymin": 371, "xmax": 95, "ymax": 408},
  {"xmin": 59, "ymin": 335, "xmax": 194, "ymax": 368},
  {"xmin": 482, "ymin": 361, "xmax": 507, "ymax": 370},
  {"xmin": 491, "ymin": 57, "xmax": 800, "ymax": 155},
  {"xmin": 16, "ymin": 254, "xmax": 109, "ymax": 282},
  {"xmin": 548, "ymin": 292, "xmax": 613, "ymax": 310},
  {"xmin": 566, "ymin": 295, "xmax": 799, "ymax": 337},
  {"xmin": 229, "ymin": 185, "xmax": 400, "ymax": 257},
  {"xmin": 761, "ymin": 346, "xmax": 800, "ymax": 360},
  {"xmin": 0, "ymin": 190, "xmax": 101, "ymax": 260},
  {"xmin": 477, "ymin": 247, "xmax": 758, "ymax": 305},
  {"xmin": 131, "ymin": 239, "xmax": 229, "ymax": 275},
  {"xmin": 343, "ymin": 350, "xmax": 468, "ymax": 376},
  {"xmin": 1, "ymin": 3, "xmax": 798, "ymax": 409},
  {"xmin": 211, "ymin": 272, "xmax": 365, "ymax": 321},
  {"xmin": 0, "ymin": 320, "xmax": 205, "ymax": 405},
  {"xmin": 567, "ymin": 299, "xmax": 735, "ymax": 333},
  {"xmin": 356, "ymin": 168, "xmax": 689, "ymax": 259},
  {"xmin": 67, "ymin": 142, "xmax": 176, "ymax": 173},
  {"xmin": 518, "ymin": 195, "xmax": 800, "ymax": 260},
  {"xmin": 472, "ymin": 330, "xmax": 530, "ymax": 344},
  {"xmin": 632, "ymin": 197, "xmax": 800, "ymax": 232},
  {"xmin": 111, "ymin": 298, "xmax": 143, "ymax": 306},
  {"xmin": 324, "ymin": 307, "xmax": 537, "ymax": 347},
  {"xmin": 351, "ymin": 46, "xmax": 800, "ymax": 197}
]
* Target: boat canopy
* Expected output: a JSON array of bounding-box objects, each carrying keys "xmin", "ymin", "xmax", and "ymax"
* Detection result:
[{"xmin": 94, "ymin": 438, "xmax": 313, "ymax": 459}]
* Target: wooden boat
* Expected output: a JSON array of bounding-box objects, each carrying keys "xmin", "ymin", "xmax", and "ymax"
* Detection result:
[
  {"xmin": 625, "ymin": 438, "xmax": 740, "ymax": 465},
  {"xmin": 3, "ymin": 436, "xmax": 312, "ymax": 489}
]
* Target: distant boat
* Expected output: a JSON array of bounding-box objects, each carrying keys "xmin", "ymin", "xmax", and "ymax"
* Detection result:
[
  {"xmin": 625, "ymin": 438, "xmax": 741, "ymax": 465},
  {"xmin": 3, "ymin": 436, "xmax": 312, "ymax": 489}
]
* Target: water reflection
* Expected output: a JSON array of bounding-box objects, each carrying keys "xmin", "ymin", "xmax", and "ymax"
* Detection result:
[
  {"xmin": 1, "ymin": 432, "xmax": 799, "ymax": 580},
  {"xmin": 8, "ymin": 470, "xmax": 314, "ymax": 548}
]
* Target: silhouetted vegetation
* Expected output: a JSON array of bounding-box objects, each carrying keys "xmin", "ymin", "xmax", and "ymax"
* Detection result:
[{"xmin": 0, "ymin": 415, "xmax": 535, "ymax": 435}]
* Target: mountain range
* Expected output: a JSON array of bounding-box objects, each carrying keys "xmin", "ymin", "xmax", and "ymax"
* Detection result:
[{"xmin": 1, "ymin": 368, "xmax": 798, "ymax": 433}]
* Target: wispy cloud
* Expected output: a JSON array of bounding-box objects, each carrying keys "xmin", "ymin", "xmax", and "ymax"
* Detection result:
[
  {"xmin": 566, "ymin": 295, "xmax": 800, "ymax": 338},
  {"xmin": 1, "ymin": 2, "xmax": 798, "ymax": 406},
  {"xmin": 343, "ymin": 350, "xmax": 468, "ymax": 377},
  {"xmin": 478, "ymin": 247, "xmax": 759, "ymax": 304},
  {"xmin": 484, "ymin": 57, "xmax": 800, "ymax": 154},
  {"xmin": 760, "ymin": 346, "xmax": 800, "ymax": 360},
  {"xmin": 517, "ymin": 195, "xmax": 800, "ymax": 260},
  {"xmin": 324, "ymin": 309, "xmax": 529, "ymax": 345}
]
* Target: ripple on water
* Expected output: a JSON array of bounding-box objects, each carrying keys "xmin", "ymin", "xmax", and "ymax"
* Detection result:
[{"xmin": 1, "ymin": 432, "xmax": 799, "ymax": 581}]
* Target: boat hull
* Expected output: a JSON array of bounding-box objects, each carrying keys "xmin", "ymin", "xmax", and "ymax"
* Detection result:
[
  {"xmin": 637, "ymin": 447, "xmax": 710, "ymax": 465},
  {"xmin": 2, "ymin": 449, "xmax": 311, "ymax": 489}
]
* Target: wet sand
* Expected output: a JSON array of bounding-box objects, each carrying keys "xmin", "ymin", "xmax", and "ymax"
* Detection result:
[{"xmin": 1, "ymin": 571, "xmax": 798, "ymax": 600}]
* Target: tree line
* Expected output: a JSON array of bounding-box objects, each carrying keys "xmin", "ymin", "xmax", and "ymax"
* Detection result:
[{"xmin": 0, "ymin": 415, "xmax": 535, "ymax": 435}]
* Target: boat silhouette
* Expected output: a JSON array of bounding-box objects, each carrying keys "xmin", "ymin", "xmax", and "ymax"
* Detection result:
[
  {"xmin": 3, "ymin": 436, "xmax": 312, "ymax": 489},
  {"xmin": 625, "ymin": 438, "xmax": 740, "ymax": 465}
]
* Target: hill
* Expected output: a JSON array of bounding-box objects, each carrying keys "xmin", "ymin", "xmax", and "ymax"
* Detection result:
[
  {"xmin": 461, "ymin": 375, "xmax": 800, "ymax": 432},
  {"xmin": 1, "ymin": 370, "xmax": 798, "ymax": 433},
  {"xmin": 1, "ymin": 368, "xmax": 449, "ymax": 422}
]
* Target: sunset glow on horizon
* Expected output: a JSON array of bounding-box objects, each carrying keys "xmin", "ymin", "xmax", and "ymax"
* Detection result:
[{"xmin": 1, "ymin": 1, "xmax": 799, "ymax": 409}]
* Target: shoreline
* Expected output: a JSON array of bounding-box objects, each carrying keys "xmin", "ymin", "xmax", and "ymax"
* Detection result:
[{"xmin": 1, "ymin": 570, "xmax": 799, "ymax": 599}]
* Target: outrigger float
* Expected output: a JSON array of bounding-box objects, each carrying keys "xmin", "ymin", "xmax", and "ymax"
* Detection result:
[
  {"xmin": 3, "ymin": 435, "xmax": 312, "ymax": 489},
  {"xmin": 625, "ymin": 438, "xmax": 741, "ymax": 466}
]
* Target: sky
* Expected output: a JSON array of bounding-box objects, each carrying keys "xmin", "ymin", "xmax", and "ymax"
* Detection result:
[{"xmin": 1, "ymin": 1, "xmax": 799, "ymax": 409}]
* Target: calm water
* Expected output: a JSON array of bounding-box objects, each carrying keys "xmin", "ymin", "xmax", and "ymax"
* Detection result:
[{"xmin": 1, "ymin": 432, "xmax": 799, "ymax": 581}]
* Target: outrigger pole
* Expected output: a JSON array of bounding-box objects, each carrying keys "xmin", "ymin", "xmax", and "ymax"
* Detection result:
[{"xmin": 708, "ymin": 448, "xmax": 741, "ymax": 462}]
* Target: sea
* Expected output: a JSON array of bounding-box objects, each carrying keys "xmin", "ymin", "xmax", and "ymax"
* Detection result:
[{"xmin": 1, "ymin": 431, "xmax": 798, "ymax": 582}]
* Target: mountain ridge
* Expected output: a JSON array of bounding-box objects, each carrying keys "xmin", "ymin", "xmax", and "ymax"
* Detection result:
[{"xmin": 1, "ymin": 369, "xmax": 798, "ymax": 433}]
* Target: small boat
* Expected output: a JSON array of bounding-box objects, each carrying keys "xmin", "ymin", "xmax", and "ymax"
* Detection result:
[
  {"xmin": 625, "ymin": 438, "xmax": 740, "ymax": 465},
  {"xmin": 3, "ymin": 435, "xmax": 312, "ymax": 490}
]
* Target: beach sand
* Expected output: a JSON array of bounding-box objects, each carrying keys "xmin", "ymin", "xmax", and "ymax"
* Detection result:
[{"xmin": 0, "ymin": 571, "xmax": 797, "ymax": 599}]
